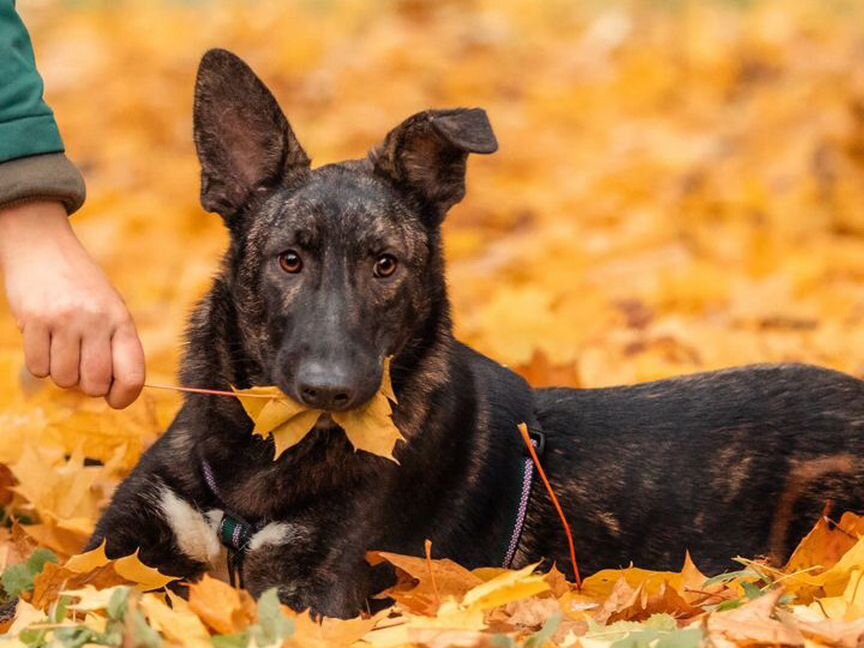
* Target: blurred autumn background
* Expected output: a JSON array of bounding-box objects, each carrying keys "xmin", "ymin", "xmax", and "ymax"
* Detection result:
[{"xmin": 3, "ymin": 0, "xmax": 864, "ymax": 644}]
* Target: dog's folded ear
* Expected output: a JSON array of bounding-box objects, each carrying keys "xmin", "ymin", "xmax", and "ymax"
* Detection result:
[
  {"xmin": 193, "ymin": 49, "xmax": 310, "ymax": 219},
  {"xmin": 370, "ymin": 109, "xmax": 498, "ymax": 224}
]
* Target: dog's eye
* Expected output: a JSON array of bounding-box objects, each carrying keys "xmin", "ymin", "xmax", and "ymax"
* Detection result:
[
  {"xmin": 278, "ymin": 250, "xmax": 303, "ymax": 274},
  {"xmin": 373, "ymin": 254, "xmax": 398, "ymax": 279}
]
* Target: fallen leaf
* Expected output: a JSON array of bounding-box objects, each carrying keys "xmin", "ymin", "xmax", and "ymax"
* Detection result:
[
  {"xmin": 63, "ymin": 584, "xmax": 130, "ymax": 612},
  {"xmin": 369, "ymin": 548, "xmax": 483, "ymax": 614},
  {"xmin": 289, "ymin": 608, "xmax": 385, "ymax": 648},
  {"xmin": 786, "ymin": 512, "xmax": 864, "ymax": 574},
  {"xmin": 188, "ymin": 574, "xmax": 257, "ymax": 634},
  {"xmin": 462, "ymin": 563, "xmax": 550, "ymax": 611},
  {"xmin": 363, "ymin": 601, "xmax": 487, "ymax": 648},
  {"xmin": 7, "ymin": 599, "xmax": 46, "ymax": 634},
  {"xmin": 140, "ymin": 591, "xmax": 212, "ymax": 648},
  {"xmin": 707, "ymin": 589, "xmax": 804, "ymax": 646},
  {"xmin": 30, "ymin": 540, "xmax": 175, "ymax": 609}
]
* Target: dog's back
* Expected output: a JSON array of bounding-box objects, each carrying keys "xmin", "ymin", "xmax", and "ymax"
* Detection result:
[{"xmin": 521, "ymin": 364, "xmax": 864, "ymax": 574}]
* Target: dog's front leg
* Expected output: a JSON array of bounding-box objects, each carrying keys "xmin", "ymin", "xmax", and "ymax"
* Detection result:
[
  {"xmin": 89, "ymin": 465, "xmax": 216, "ymax": 582},
  {"xmin": 241, "ymin": 518, "xmax": 373, "ymax": 619}
]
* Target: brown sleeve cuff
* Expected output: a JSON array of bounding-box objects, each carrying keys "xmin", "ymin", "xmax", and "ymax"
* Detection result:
[{"xmin": 0, "ymin": 153, "xmax": 86, "ymax": 215}]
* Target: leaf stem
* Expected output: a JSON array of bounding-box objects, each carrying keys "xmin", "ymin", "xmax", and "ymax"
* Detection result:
[
  {"xmin": 143, "ymin": 383, "xmax": 273, "ymax": 399},
  {"xmin": 424, "ymin": 539, "xmax": 441, "ymax": 606}
]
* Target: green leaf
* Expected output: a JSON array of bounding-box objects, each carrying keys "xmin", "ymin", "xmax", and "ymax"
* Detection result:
[
  {"xmin": 27, "ymin": 548, "xmax": 58, "ymax": 574},
  {"xmin": 107, "ymin": 587, "xmax": 131, "ymax": 621},
  {"xmin": 606, "ymin": 616, "xmax": 703, "ymax": 648},
  {"xmin": 741, "ymin": 581, "xmax": 763, "ymax": 600},
  {"xmin": 610, "ymin": 629, "xmax": 662, "ymax": 648},
  {"xmin": 490, "ymin": 634, "xmax": 516, "ymax": 648},
  {"xmin": 703, "ymin": 569, "xmax": 759, "ymax": 587},
  {"xmin": 642, "ymin": 614, "xmax": 677, "ymax": 631},
  {"xmin": 20, "ymin": 625, "xmax": 50, "ymax": 648},
  {"xmin": 53, "ymin": 595, "xmax": 71, "ymax": 623},
  {"xmin": 2, "ymin": 563, "xmax": 34, "ymax": 599},
  {"xmin": 715, "ymin": 599, "xmax": 742, "ymax": 611},
  {"xmin": 586, "ymin": 618, "xmax": 646, "ymax": 642},
  {"xmin": 778, "ymin": 593, "xmax": 795, "ymax": 607},
  {"xmin": 54, "ymin": 627, "xmax": 103, "ymax": 648},
  {"xmin": 1, "ymin": 548, "xmax": 59, "ymax": 599},
  {"xmin": 656, "ymin": 628, "xmax": 704, "ymax": 648},
  {"xmin": 131, "ymin": 610, "xmax": 163, "ymax": 648},
  {"xmin": 212, "ymin": 633, "xmax": 250, "ymax": 648},
  {"xmin": 524, "ymin": 613, "xmax": 561, "ymax": 648},
  {"xmin": 251, "ymin": 588, "xmax": 293, "ymax": 645},
  {"xmin": 610, "ymin": 627, "xmax": 704, "ymax": 648}
]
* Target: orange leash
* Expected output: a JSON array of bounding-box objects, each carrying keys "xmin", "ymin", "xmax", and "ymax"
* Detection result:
[{"xmin": 518, "ymin": 422, "xmax": 582, "ymax": 589}]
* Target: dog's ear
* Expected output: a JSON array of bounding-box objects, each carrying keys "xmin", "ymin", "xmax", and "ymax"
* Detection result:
[
  {"xmin": 193, "ymin": 49, "xmax": 310, "ymax": 218},
  {"xmin": 370, "ymin": 108, "xmax": 497, "ymax": 224}
]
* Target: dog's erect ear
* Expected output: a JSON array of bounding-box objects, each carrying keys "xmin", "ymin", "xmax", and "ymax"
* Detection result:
[
  {"xmin": 370, "ymin": 108, "xmax": 497, "ymax": 223},
  {"xmin": 193, "ymin": 49, "xmax": 310, "ymax": 218}
]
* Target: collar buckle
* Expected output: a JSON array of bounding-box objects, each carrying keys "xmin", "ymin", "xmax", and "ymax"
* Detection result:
[{"xmin": 523, "ymin": 427, "xmax": 545, "ymax": 457}]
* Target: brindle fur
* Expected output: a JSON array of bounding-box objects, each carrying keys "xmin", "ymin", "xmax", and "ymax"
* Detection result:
[{"xmin": 90, "ymin": 49, "xmax": 864, "ymax": 617}]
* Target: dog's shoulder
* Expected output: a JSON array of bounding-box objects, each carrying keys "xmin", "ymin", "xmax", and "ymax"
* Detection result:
[
  {"xmin": 455, "ymin": 342, "xmax": 531, "ymax": 396},
  {"xmin": 453, "ymin": 342, "xmax": 536, "ymax": 430}
]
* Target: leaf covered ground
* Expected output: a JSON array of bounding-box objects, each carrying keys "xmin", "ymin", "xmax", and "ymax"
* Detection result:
[{"xmin": 3, "ymin": 0, "xmax": 864, "ymax": 645}]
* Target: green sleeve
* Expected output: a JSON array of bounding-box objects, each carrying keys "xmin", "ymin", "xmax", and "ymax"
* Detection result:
[
  {"xmin": 0, "ymin": 0, "xmax": 65, "ymax": 163},
  {"xmin": 0, "ymin": 1, "xmax": 85, "ymax": 213}
]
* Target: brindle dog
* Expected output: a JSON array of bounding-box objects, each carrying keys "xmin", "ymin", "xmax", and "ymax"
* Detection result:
[{"xmin": 90, "ymin": 49, "xmax": 864, "ymax": 617}]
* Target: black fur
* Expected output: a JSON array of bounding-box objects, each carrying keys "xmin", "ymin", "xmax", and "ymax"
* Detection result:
[{"xmin": 90, "ymin": 49, "xmax": 864, "ymax": 618}]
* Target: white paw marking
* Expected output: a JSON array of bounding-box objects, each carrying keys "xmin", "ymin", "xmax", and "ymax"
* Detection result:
[
  {"xmin": 248, "ymin": 522, "xmax": 303, "ymax": 552},
  {"xmin": 158, "ymin": 487, "xmax": 222, "ymax": 566}
]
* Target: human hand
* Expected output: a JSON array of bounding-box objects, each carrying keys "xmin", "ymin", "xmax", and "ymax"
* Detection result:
[{"xmin": 0, "ymin": 201, "xmax": 145, "ymax": 408}]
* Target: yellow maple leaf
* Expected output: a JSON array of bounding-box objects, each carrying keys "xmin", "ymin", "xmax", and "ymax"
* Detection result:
[
  {"xmin": 461, "ymin": 562, "xmax": 549, "ymax": 611},
  {"xmin": 331, "ymin": 387, "xmax": 404, "ymax": 461},
  {"xmin": 63, "ymin": 584, "xmax": 129, "ymax": 612},
  {"xmin": 368, "ymin": 546, "xmax": 484, "ymax": 615},
  {"xmin": 10, "ymin": 446, "xmax": 102, "ymax": 526},
  {"xmin": 188, "ymin": 574, "xmax": 257, "ymax": 635},
  {"xmin": 580, "ymin": 554, "xmax": 710, "ymax": 603},
  {"xmin": 783, "ymin": 535, "xmax": 864, "ymax": 601},
  {"xmin": 233, "ymin": 357, "xmax": 404, "ymax": 461},
  {"xmin": 272, "ymin": 410, "xmax": 328, "ymax": 458},
  {"xmin": 64, "ymin": 540, "xmax": 176, "ymax": 590},
  {"xmin": 140, "ymin": 591, "xmax": 212, "ymax": 648},
  {"xmin": 363, "ymin": 602, "xmax": 487, "ymax": 648},
  {"xmin": 9, "ymin": 444, "xmax": 126, "ymax": 556},
  {"xmin": 30, "ymin": 541, "xmax": 175, "ymax": 610},
  {"xmin": 292, "ymin": 608, "xmax": 387, "ymax": 648},
  {"xmin": 786, "ymin": 512, "xmax": 864, "ymax": 575},
  {"xmin": 707, "ymin": 589, "xmax": 803, "ymax": 646},
  {"xmin": 246, "ymin": 394, "xmax": 308, "ymax": 437}
]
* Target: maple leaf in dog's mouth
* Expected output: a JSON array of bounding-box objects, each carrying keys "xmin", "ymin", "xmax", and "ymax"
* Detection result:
[{"xmin": 232, "ymin": 358, "xmax": 404, "ymax": 462}]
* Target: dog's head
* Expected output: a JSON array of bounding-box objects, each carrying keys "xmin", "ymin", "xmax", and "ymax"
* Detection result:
[{"xmin": 192, "ymin": 49, "xmax": 497, "ymax": 411}]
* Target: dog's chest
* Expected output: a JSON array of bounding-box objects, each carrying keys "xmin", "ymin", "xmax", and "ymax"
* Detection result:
[{"xmin": 156, "ymin": 484, "xmax": 305, "ymax": 582}]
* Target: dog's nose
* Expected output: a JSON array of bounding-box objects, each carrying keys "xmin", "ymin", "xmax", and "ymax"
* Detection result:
[
  {"xmin": 294, "ymin": 363, "xmax": 355, "ymax": 411},
  {"xmin": 298, "ymin": 383, "xmax": 353, "ymax": 410}
]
